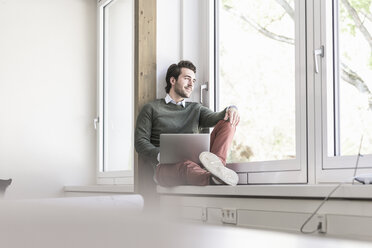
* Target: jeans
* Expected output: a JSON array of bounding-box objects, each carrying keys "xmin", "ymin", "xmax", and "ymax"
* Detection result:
[{"xmin": 155, "ymin": 120, "xmax": 236, "ymax": 186}]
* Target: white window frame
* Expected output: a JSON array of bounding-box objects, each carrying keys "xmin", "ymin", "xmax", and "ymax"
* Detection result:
[
  {"xmin": 314, "ymin": 0, "xmax": 372, "ymax": 183},
  {"xmin": 212, "ymin": 0, "xmax": 308, "ymax": 184},
  {"xmin": 96, "ymin": 0, "xmax": 134, "ymax": 186}
]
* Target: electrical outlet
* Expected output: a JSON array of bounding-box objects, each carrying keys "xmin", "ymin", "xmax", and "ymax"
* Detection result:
[
  {"xmin": 221, "ymin": 208, "xmax": 237, "ymax": 224},
  {"xmin": 317, "ymin": 214, "xmax": 327, "ymax": 233},
  {"xmin": 201, "ymin": 207, "xmax": 207, "ymax": 221}
]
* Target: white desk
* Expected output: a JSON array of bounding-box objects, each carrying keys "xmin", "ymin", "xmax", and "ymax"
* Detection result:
[{"xmin": 0, "ymin": 196, "xmax": 371, "ymax": 248}]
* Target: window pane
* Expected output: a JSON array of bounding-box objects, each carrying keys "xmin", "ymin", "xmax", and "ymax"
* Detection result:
[
  {"xmin": 103, "ymin": 0, "xmax": 134, "ymax": 171},
  {"xmin": 218, "ymin": 0, "xmax": 296, "ymax": 162},
  {"xmin": 334, "ymin": 0, "xmax": 372, "ymax": 155}
]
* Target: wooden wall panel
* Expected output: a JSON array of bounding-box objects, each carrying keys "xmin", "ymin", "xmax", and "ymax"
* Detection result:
[
  {"xmin": 135, "ymin": 0, "xmax": 157, "ymax": 114},
  {"xmin": 134, "ymin": 0, "xmax": 157, "ymax": 199}
]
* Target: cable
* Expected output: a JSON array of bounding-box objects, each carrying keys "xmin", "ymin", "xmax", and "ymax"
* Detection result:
[
  {"xmin": 300, "ymin": 183, "xmax": 343, "ymax": 234},
  {"xmin": 300, "ymin": 135, "xmax": 364, "ymax": 234},
  {"xmin": 352, "ymin": 135, "xmax": 364, "ymax": 184}
]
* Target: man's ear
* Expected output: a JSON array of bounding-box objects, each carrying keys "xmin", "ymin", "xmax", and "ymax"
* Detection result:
[{"xmin": 170, "ymin": 77, "xmax": 176, "ymax": 86}]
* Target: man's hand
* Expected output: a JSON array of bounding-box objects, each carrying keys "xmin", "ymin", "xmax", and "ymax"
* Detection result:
[{"xmin": 224, "ymin": 107, "xmax": 240, "ymax": 127}]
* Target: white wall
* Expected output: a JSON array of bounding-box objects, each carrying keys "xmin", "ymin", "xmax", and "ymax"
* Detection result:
[
  {"xmin": 0, "ymin": 0, "xmax": 97, "ymax": 199},
  {"xmin": 157, "ymin": 0, "xmax": 181, "ymax": 100},
  {"xmin": 157, "ymin": 0, "xmax": 214, "ymax": 107}
]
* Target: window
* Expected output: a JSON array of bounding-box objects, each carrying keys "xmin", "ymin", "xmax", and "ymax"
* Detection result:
[
  {"xmin": 318, "ymin": 0, "xmax": 372, "ymax": 180},
  {"xmin": 214, "ymin": 0, "xmax": 372, "ymax": 184},
  {"xmin": 97, "ymin": 0, "xmax": 134, "ymax": 185},
  {"xmin": 333, "ymin": 0, "xmax": 372, "ymax": 156},
  {"xmin": 215, "ymin": 0, "xmax": 307, "ymax": 183},
  {"xmin": 218, "ymin": 0, "xmax": 296, "ymax": 163}
]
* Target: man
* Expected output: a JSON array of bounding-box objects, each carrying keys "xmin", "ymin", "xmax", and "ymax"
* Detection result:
[{"xmin": 135, "ymin": 60, "xmax": 240, "ymax": 186}]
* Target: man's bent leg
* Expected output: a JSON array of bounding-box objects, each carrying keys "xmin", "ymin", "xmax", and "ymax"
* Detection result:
[
  {"xmin": 155, "ymin": 160, "xmax": 211, "ymax": 187},
  {"xmin": 210, "ymin": 120, "xmax": 236, "ymax": 165}
]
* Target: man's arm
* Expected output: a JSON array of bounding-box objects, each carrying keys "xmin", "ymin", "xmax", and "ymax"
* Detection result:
[
  {"xmin": 134, "ymin": 104, "xmax": 159, "ymax": 164},
  {"xmin": 199, "ymin": 105, "xmax": 240, "ymax": 128},
  {"xmin": 199, "ymin": 105, "xmax": 227, "ymax": 128}
]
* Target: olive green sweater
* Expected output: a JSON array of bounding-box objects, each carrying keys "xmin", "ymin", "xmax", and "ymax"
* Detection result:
[{"xmin": 134, "ymin": 99, "xmax": 227, "ymax": 165}]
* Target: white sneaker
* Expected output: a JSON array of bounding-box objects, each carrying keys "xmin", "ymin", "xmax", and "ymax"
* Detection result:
[
  {"xmin": 199, "ymin": 152, "xmax": 239, "ymax": 186},
  {"xmin": 211, "ymin": 177, "xmax": 223, "ymax": 185}
]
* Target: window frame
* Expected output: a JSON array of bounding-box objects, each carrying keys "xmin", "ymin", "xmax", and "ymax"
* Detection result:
[
  {"xmin": 213, "ymin": 0, "xmax": 308, "ymax": 184},
  {"xmin": 96, "ymin": 0, "xmax": 135, "ymax": 185},
  {"xmin": 315, "ymin": 0, "xmax": 372, "ymax": 183}
]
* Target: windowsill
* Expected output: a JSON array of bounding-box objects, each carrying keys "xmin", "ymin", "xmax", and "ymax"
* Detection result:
[
  {"xmin": 64, "ymin": 185, "xmax": 134, "ymax": 194},
  {"xmin": 157, "ymin": 184, "xmax": 372, "ymax": 199}
]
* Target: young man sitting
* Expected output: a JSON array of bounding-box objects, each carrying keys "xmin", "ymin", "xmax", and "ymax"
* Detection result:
[{"xmin": 135, "ymin": 60, "xmax": 240, "ymax": 186}]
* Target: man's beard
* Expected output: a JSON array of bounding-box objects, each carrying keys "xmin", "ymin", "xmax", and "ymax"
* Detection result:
[{"xmin": 174, "ymin": 84, "xmax": 192, "ymax": 98}]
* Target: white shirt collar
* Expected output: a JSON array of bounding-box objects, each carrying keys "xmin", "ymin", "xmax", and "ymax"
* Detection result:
[{"xmin": 165, "ymin": 94, "xmax": 186, "ymax": 108}]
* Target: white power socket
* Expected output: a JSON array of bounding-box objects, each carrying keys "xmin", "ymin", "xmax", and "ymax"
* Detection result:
[
  {"xmin": 201, "ymin": 207, "xmax": 207, "ymax": 221},
  {"xmin": 317, "ymin": 214, "xmax": 327, "ymax": 233},
  {"xmin": 221, "ymin": 208, "xmax": 237, "ymax": 224}
]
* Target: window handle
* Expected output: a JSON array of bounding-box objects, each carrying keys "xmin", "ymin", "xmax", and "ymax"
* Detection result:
[
  {"xmin": 200, "ymin": 83, "xmax": 208, "ymax": 104},
  {"xmin": 314, "ymin": 46, "xmax": 324, "ymax": 74},
  {"xmin": 93, "ymin": 117, "xmax": 99, "ymax": 130}
]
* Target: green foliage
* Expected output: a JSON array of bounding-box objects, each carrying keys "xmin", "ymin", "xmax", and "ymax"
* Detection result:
[
  {"xmin": 341, "ymin": 0, "xmax": 371, "ymax": 37},
  {"xmin": 350, "ymin": 0, "xmax": 371, "ymax": 12},
  {"xmin": 348, "ymin": 23, "xmax": 357, "ymax": 36},
  {"xmin": 369, "ymin": 52, "xmax": 372, "ymax": 69},
  {"xmin": 343, "ymin": 51, "xmax": 352, "ymax": 62},
  {"xmin": 222, "ymin": 0, "xmax": 233, "ymax": 10}
]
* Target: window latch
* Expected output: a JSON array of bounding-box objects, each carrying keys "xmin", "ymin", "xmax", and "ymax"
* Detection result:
[
  {"xmin": 314, "ymin": 46, "xmax": 324, "ymax": 74},
  {"xmin": 200, "ymin": 83, "xmax": 208, "ymax": 104},
  {"xmin": 93, "ymin": 117, "xmax": 99, "ymax": 130}
]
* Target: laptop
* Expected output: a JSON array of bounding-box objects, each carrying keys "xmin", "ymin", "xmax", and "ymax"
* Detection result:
[{"xmin": 160, "ymin": 134, "xmax": 210, "ymax": 164}]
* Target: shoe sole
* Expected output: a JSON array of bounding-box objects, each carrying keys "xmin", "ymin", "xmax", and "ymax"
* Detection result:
[{"xmin": 199, "ymin": 152, "xmax": 238, "ymax": 186}]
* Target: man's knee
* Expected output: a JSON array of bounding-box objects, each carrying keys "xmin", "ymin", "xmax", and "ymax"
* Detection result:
[
  {"xmin": 218, "ymin": 119, "xmax": 233, "ymax": 127},
  {"xmin": 214, "ymin": 120, "xmax": 236, "ymax": 135}
]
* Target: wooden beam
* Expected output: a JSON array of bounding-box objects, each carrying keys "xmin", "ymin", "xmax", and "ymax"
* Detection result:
[
  {"xmin": 134, "ymin": 0, "xmax": 157, "ymax": 197},
  {"xmin": 135, "ymin": 0, "xmax": 157, "ymax": 114}
]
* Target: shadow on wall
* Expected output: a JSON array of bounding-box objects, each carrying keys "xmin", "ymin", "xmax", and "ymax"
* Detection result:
[{"xmin": 0, "ymin": 179, "xmax": 12, "ymax": 198}]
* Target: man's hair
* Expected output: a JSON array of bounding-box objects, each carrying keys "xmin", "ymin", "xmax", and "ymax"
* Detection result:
[{"xmin": 165, "ymin": 60, "xmax": 196, "ymax": 93}]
